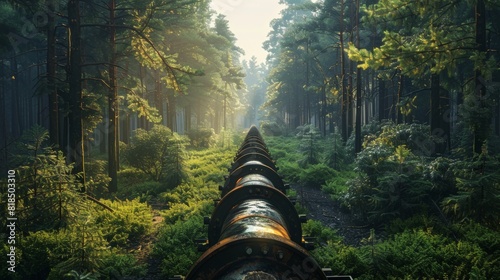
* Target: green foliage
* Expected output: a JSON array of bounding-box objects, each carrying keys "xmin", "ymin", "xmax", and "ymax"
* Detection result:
[
  {"xmin": 93, "ymin": 199, "xmax": 153, "ymax": 247},
  {"xmin": 185, "ymin": 147, "xmax": 234, "ymax": 184},
  {"xmin": 152, "ymin": 216, "xmax": 205, "ymax": 277},
  {"xmin": 63, "ymin": 270, "xmax": 99, "ymax": 280},
  {"xmin": 299, "ymin": 163, "xmax": 336, "ymax": 189},
  {"xmin": 278, "ymin": 160, "xmax": 301, "ymax": 184},
  {"xmin": 18, "ymin": 203, "xmax": 149, "ymax": 279},
  {"xmin": 123, "ymin": 125, "xmax": 187, "ymax": 188},
  {"xmin": 186, "ymin": 127, "xmax": 215, "ymax": 148},
  {"xmin": 322, "ymin": 170, "xmax": 357, "ymax": 204},
  {"xmin": 117, "ymin": 180, "xmax": 164, "ymax": 202},
  {"xmin": 371, "ymin": 229, "xmax": 498, "ymax": 279},
  {"xmin": 260, "ymin": 121, "xmax": 285, "ymax": 136},
  {"xmin": 266, "ymin": 136, "xmax": 301, "ymax": 162},
  {"xmin": 349, "ymin": 0, "xmax": 472, "ymax": 77},
  {"xmin": 161, "ymin": 192, "xmax": 215, "ymax": 223},
  {"xmin": 7, "ymin": 125, "xmax": 85, "ymax": 231},
  {"xmin": 441, "ymin": 150, "xmax": 500, "ymax": 228},
  {"xmin": 126, "ymin": 93, "xmax": 162, "ymax": 124},
  {"xmin": 346, "ymin": 123, "xmax": 437, "ymax": 225},
  {"xmin": 84, "ymin": 159, "xmax": 111, "ymax": 197},
  {"xmin": 99, "ymin": 253, "xmax": 147, "ymax": 279},
  {"xmin": 302, "ymin": 220, "xmax": 341, "ymax": 245},
  {"xmin": 455, "ymin": 222, "xmax": 500, "ymax": 275},
  {"xmin": 297, "ymin": 124, "xmax": 322, "ymax": 167},
  {"xmin": 315, "ymin": 229, "xmax": 498, "ymax": 279},
  {"xmin": 46, "ymin": 212, "xmax": 109, "ymax": 279},
  {"xmin": 324, "ymin": 128, "xmax": 349, "ymax": 170},
  {"xmin": 117, "ymin": 167, "xmax": 149, "ymax": 185}
]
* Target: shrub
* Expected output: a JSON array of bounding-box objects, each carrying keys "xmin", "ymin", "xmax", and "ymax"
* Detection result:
[
  {"xmin": 185, "ymin": 148, "xmax": 234, "ymax": 184},
  {"xmin": 84, "ymin": 159, "xmax": 111, "ymax": 197},
  {"xmin": 8, "ymin": 125, "xmax": 85, "ymax": 232},
  {"xmin": 100, "ymin": 253, "xmax": 147, "ymax": 279},
  {"xmin": 123, "ymin": 125, "xmax": 187, "ymax": 188},
  {"xmin": 260, "ymin": 121, "xmax": 284, "ymax": 136},
  {"xmin": 322, "ymin": 170, "xmax": 356, "ymax": 204},
  {"xmin": 21, "ymin": 214, "xmax": 110, "ymax": 280},
  {"xmin": 364, "ymin": 229, "xmax": 495, "ymax": 279},
  {"xmin": 116, "ymin": 180, "xmax": 164, "ymax": 201},
  {"xmin": 299, "ymin": 164, "xmax": 336, "ymax": 189},
  {"xmin": 344, "ymin": 123, "xmax": 439, "ymax": 226},
  {"xmin": 302, "ymin": 220, "xmax": 341, "ymax": 245},
  {"xmin": 153, "ymin": 216, "xmax": 206, "ymax": 277},
  {"xmin": 278, "ymin": 161, "xmax": 301, "ymax": 184},
  {"xmin": 324, "ymin": 128, "xmax": 349, "ymax": 170},
  {"xmin": 441, "ymin": 151, "xmax": 500, "ymax": 228},
  {"xmin": 93, "ymin": 198, "xmax": 153, "ymax": 247},
  {"xmin": 186, "ymin": 127, "xmax": 215, "ymax": 148},
  {"xmin": 297, "ymin": 125, "xmax": 322, "ymax": 167}
]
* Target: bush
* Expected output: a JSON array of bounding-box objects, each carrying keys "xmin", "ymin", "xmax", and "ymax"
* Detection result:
[
  {"xmin": 302, "ymin": 220, "xmax": 341, "ymax": 245},
  {"xmin": 153, "ymin": 216, "xmax": 206, "ymax": 277},
  {"xmin": 297, "ymin": 125, "xmax": 322, "ymax": 167},
  {"xmin": 100, "ymin": 253, "xmax": 147, "ymax": 279},
  {"xmin": 186, "ymin": 127, "xmax": 215, "ymax": 148},
  {"xmin": 93, "ymin": 198, "xmax": 153, "ymax": 247},
  {"xmin": 299, "ymin": 164, "xmax": 336, "ymax": 189},
  {"xmin": 21, "ymin": 213, "xmax": 110, "ymax": 280},
  {"xmin": 322, "ymin": 170, "xmax": 356, "ymax": 204},
  {"xmin": 260, "ymin": 121, "xmax": 284, "ymax": 136},
  {"xmin": 123, "ymin": 125, "xmax": 187, "ymax": 188},
  {"xmin": 344, "ymin": 123, "xmax": 438, "ymax": 226},
  {"xmin": 84, "ymin": 159, "xmax": 111, "ymax": 197},
  {"xmin": 313, "ymin": 229, "xmax": 498, "ymax": 279},
  {"xmin": 278, "ymin": 161, "xmax": 301, "ymax": 184},
  {"xmin": 8, "ymin": 125, "xmax": 85, "ymax": 232},
  {"xmin": 116, "ymin": 180, "xmax": 164, "ymax": 201},
  {"xmin": 185, "ymin": 148, "xmax": 234, "ymax": 184}
]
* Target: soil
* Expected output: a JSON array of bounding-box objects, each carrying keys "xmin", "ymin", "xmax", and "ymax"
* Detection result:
[{"xmin": 292, "ymin": 184, "xmax": 372, "ymax": 246}]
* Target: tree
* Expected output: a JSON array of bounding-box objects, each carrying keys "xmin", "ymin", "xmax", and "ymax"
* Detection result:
[
  {"xmin": 346, "ymin": 0, "xmax": 497, "ymax": 156},
  {"xmin": 10, "ymin": 126, "xmax": 84, "ymax": 231},
  {"xmin": 67, "ymin": 0, "xmax": 85, "ymax": 185},
  {"xmin": 442, "ymin": 146, "xmax": 500, "ymax": 229}
]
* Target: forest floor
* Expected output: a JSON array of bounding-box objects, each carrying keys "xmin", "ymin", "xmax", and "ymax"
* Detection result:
[
  {"xmin": 127, "ymin": 202, "xmax": 166, "ymax": 280},
  {"xmin": 292, "ymin": 184, "xmax": 372, "ymax": 246}
]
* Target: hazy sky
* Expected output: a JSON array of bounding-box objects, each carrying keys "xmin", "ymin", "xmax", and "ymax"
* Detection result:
[{"xmin": 210, "ymin": 0, "xmax": 284, "ymax": 63}]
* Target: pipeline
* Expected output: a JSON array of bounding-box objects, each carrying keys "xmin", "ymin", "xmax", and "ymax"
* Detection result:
[{"xmin": 172, "ymin": 126, "xmax": 352, "ymax": 280}]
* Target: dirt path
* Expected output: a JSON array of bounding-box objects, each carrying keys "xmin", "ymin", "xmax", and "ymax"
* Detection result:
[{"xmin": 293, "ymin": 184, "xmax": 371, "ymax": 246}]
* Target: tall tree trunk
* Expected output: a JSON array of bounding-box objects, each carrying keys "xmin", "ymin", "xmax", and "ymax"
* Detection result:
[
  {"xmin": 11, "ymin": 57, "xmax": 20, "ymax": 137},
  {"xmin": 1, "ymin": 72, "xmax": 7, "ymax": 173},
  {"xmin": 348, "ymin": 61, "xmax": 354, "ymax": 138},
  {"xmin": 68, "ymin": 0, "xmax": 85, "ymax": 186},
  {"xmin": 430, "ymin": 73, "xmax": 441, "ymax": 156},
  {"xmin": 321, "ymin": 85, "xmax": 327, "ymax": 136},
  {"xmin": 47, "ymin": 0, "xmax": 59, "ymax": 146},
  {"xmin": 167, "ymin": 91, "xmax": 176, "ymax": 132},
  {"xmin": 305, "ymin": 38, "xmax": 311, "ymax": 125},
  {"xmin": 340, "ymin": 0, "xmax": 347, "ymax": 141},
  {"xmin": 378, "ymin": 78, "xmax": 386, "ymax": 121},
  {"xmin": 396, "ymin": 73, "xmax": 404, "ymax": 124},
  {"xmin": 347, "ymin": 0, "xmax": 356, "ymax": 139},
  {"xmin": 473, "ymin": 0, "xmax": 489, "ymax": 154},
  {"xmin": 354, "ymin": 0, "xmax": 362, "ymax": 154},
  {"xmin": 154, "ymin": 70, "xmax": 164, "ymax": 119},
  {"xmin": 185, "ymin": 104, "xmax": 191, "ymax": 132},
  {"xmin": 108, "ymin": 0, "xmax": 118, "ymax": 193}
]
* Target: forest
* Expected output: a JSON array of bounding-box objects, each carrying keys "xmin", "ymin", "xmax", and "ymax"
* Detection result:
[{"xmin": 1, "ymin": 0, "xmax": 499, "ymax": 279}]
